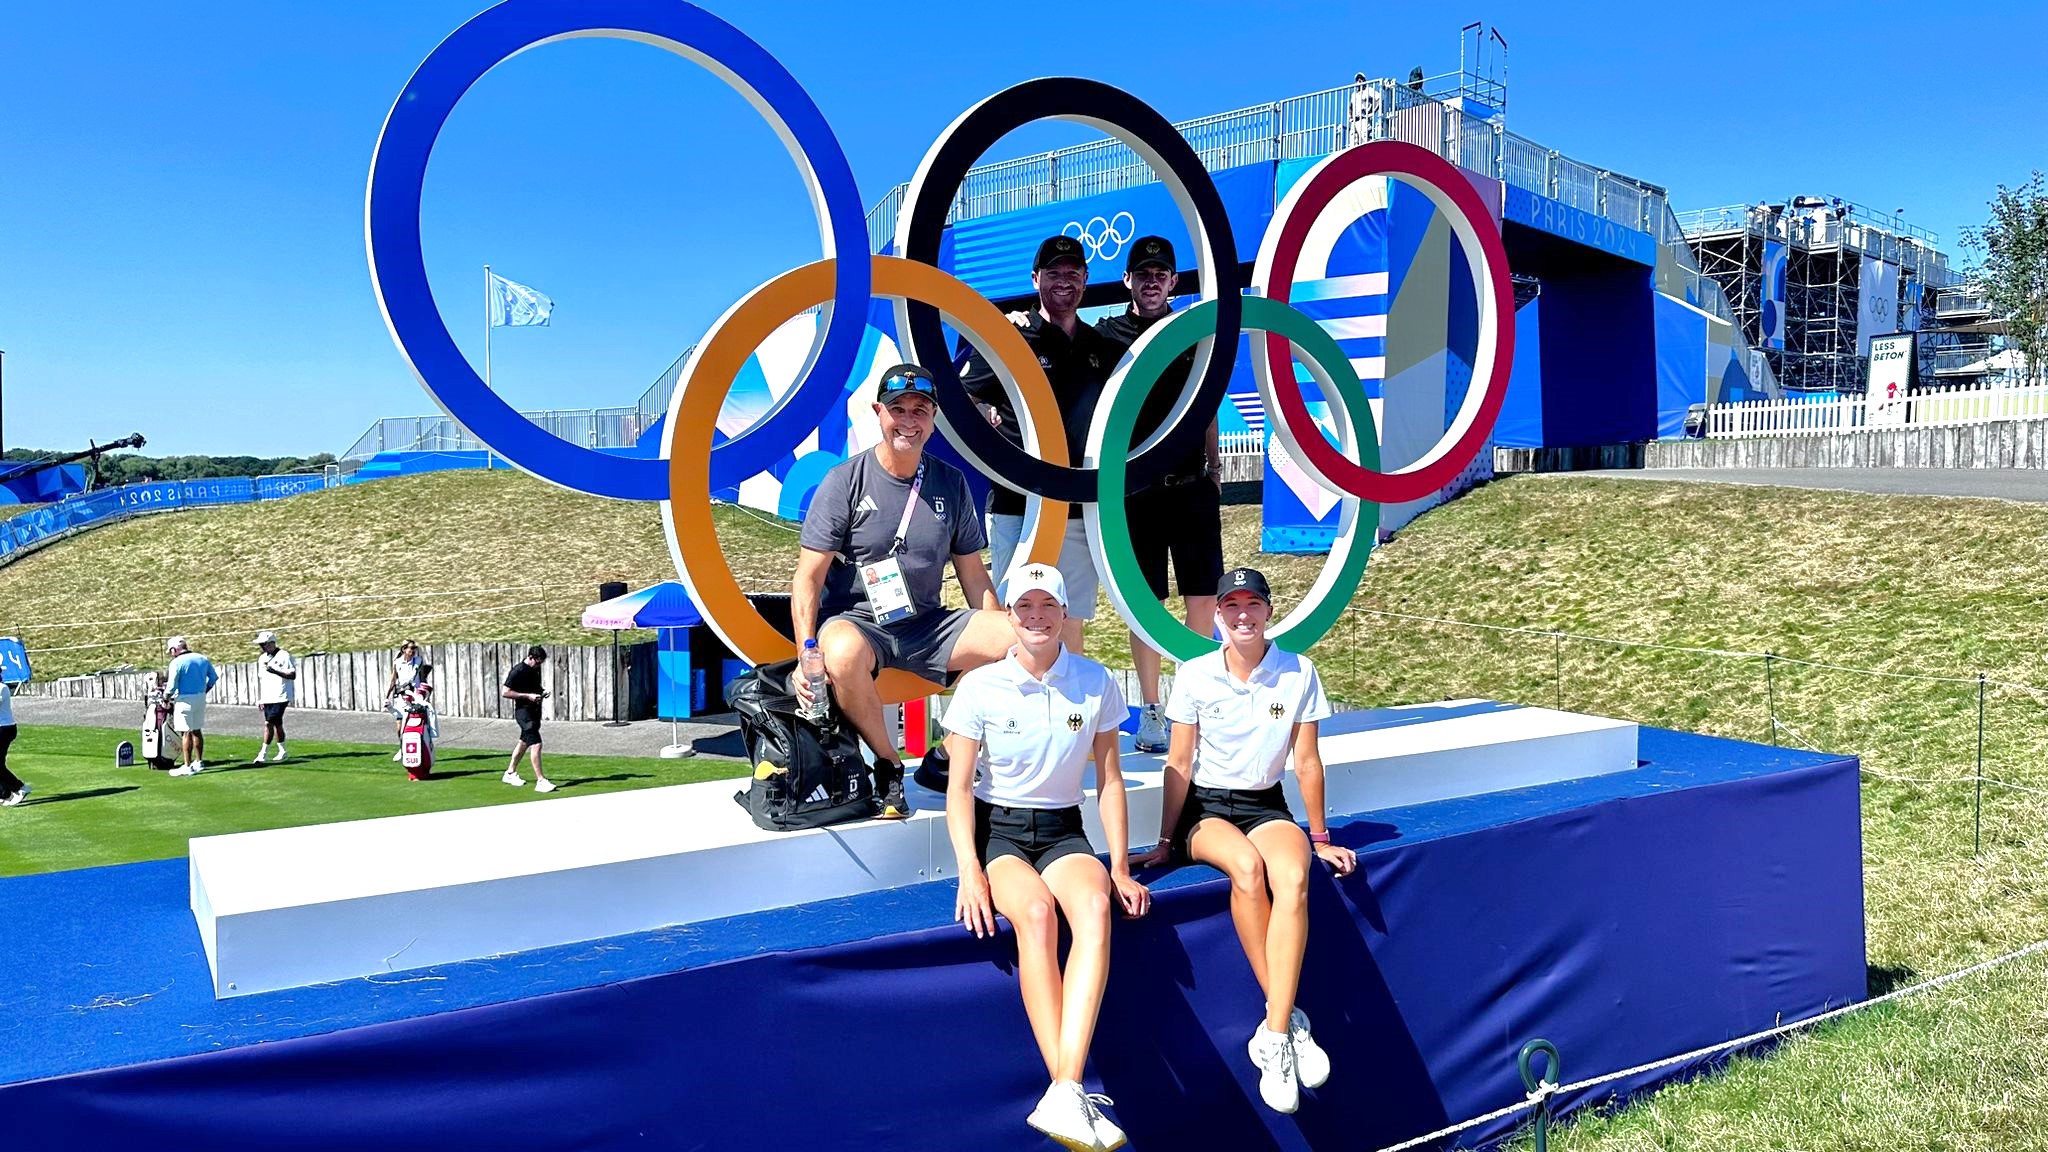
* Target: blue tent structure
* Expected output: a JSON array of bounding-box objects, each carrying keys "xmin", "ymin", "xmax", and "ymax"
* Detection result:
[{"xmin": 581, "ymin": 581, "xmax": 703, "ymax": 757}]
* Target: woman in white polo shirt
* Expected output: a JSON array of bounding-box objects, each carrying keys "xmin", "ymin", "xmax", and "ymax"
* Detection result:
[
  {"xmin": 1132, "ymin": 567, "xmax": 1358, "ymax": 1114},
  {"xmin": 945, "ymin": 563, "xmax": 1150, "ymax": 1152}
]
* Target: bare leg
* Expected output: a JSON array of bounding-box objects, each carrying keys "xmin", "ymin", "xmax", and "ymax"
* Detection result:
[
  {"xmin": 946, "ymin": 609, "xmax": 1023, "ymax": 672},
  {"xmin": 819, "ymin": 619, "xmax": 896, "ymax": 763},
  {"xmin": 506, "ymin": 740, "xmax": 528, "ymax": 776},
  {"xmin": 1040, "ymin": 853, "xmax": 1114, "ymax": 1083},
  {"xmin": 1060, "ymin": 618, "xmax": 1086, "ymax": 656},
  {"xmin": 987, "ymin": 856, "xmax": 1063, "ymax": 1078},
  {"xmin": 528, "ymin": 743, "xmax": 546, "ymax": 783},
  {"xmin": 1188, "ymin": 818, "xmax": 1273, "ymax": 998},
  {"xmin": 1248, "ymin": 821, "xmax": 1313, "ymax": 1033},
  {"xmin": 1184, "ymin": 595, "xmax": 1216, "ymax": 641},
  {"xmin": 1130, "ymin": 629, "xmax": 1163, "ymax": 706}
]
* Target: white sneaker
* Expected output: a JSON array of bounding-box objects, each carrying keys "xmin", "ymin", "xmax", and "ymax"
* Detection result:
[
  {"xmin": 1285, "ymin": 1006, "xmax": 1330, "ymax": 1089},
  {"xmin": 1248, "ymin": 1024, "xmax": 1299, "ymax": 1113},
  {"xmin": 501, "ymin": 769, "xmax": 525, "ymax": 787},
  {"xmin": 393, "ymin": 751, "xmax": 405, "ymax": 762},
  {"xmin": 1133, "ymin": 703, "xmax": 1168, "ymax": 753},
  {"xmin": 1026, "ymin": 1081, "xmax": 1101, "ymax": 1152},
  {"xmin": 533, "ymin": 778, "xmax": 558, "ymax": 794},
  {"xmin": 169, "ymin": 763, "xmax": 204, "ymax": 778},
  {"xmin": 272, "ymin": 746, "xmax": 288, "ymax": 762},
  {"xmin": 252, "ymin": 748, "xmax": 270, "ymax": 764},
  {"xmin": 2, "ymin": 784, "xmax": 27, "ymax": 807},
  {"xmin": 1081, "ymin": 1088, "xmax": 1127, "ymax": 1151}
]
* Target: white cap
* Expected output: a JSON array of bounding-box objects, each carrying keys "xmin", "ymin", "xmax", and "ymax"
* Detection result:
[
  {"xmin": 254, "ymin": 630, "xmax": 278, "ymax": 646},
  {"xmin": 1001, "ymin": 562, "xmax": 1068, "ymax": 608},
  {"xmin": 166, "ymin": 635, "xmax": 188, "ymax": 653}
]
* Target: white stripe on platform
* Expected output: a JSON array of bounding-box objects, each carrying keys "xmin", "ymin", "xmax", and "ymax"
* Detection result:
[{"xmin": 1350, "ymin": 357, "xmax": 1387, "ymax": 379}]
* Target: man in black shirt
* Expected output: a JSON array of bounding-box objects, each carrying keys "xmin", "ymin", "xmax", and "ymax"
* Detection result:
[
  {"xmin": 959, "ymin": 233, "xmax": 1121, "ymax": 654},
  {"xmin": 1093, "ymin": 236, "xmax": 1224, "ymax": 754},
  {"xmin": 500, "ymin": 645, "xmax": 557, "ymax": 793}
]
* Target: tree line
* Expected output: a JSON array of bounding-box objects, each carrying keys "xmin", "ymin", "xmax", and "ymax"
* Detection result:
[{"xmin": 2, "ymin": 448, "xmax": 339, "ymax": 485}]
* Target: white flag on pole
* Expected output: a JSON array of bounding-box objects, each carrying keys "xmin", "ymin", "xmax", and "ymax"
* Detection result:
[{"xmin": 488, "ymin": 272, "xmax": 554, "ymax": 327}]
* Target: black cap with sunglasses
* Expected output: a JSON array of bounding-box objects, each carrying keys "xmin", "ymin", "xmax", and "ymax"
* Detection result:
[{"xmin": 875, "ymin": 363, "xmax": 939, "ymax": 405}]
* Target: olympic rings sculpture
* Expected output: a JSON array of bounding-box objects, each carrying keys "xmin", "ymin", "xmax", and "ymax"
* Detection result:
[
  {"xmin": 1064, "ymin": 211, "xmax": 1136, "ymax": 263},
  {"xmin": 367, "ymin": 0, "xmax": 1515, "ymax": 704}
]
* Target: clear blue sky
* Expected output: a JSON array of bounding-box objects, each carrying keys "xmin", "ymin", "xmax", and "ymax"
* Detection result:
[{"xmin": 4, "ymin": 0, "xmax": 2042, "ymax": 458}]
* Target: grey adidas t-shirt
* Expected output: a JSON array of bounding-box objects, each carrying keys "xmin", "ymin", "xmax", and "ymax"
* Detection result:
[{"xmin": 800, "ymin": 450, "xmax": 987, "ymax": 618}]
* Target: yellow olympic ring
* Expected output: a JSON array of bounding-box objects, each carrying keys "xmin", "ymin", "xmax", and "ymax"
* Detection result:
[{"xmin": 663, "ymin": 254, "xmax": 1070, "ymax": 705}]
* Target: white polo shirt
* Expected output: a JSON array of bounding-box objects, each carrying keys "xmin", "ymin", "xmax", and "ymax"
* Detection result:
[
  {"xmin": 1165, "ymin": 642, "xmax": 1331, "ymax": 790},
  {"xmin": 942, "ymin": 646, "xmax": 1127, "ymax": 809},
  {"xmin": 257, "ymin": 649, "xmax": 297, "ymax": 704}
]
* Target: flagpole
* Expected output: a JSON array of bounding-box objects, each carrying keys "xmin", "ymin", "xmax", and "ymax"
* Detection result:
[{"xmin": 483, "ymin": 264, "xmax": 493, "ymax": 391}]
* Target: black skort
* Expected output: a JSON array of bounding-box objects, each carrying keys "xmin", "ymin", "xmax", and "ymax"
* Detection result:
[
  {"xmin": 976, "ymin": 799, "xmax": 1096, "ymax": 873},
  {"xmin": 1129, "ymin": 477, "xmax": 1224, "ymax": 600},
  {"xmin": 1175, "ymin": 783, "xmax": 1295, "ymax": 858},
  {"xmin": 261, "ymin": 701, "xmax": 289, "ymax": 724}
]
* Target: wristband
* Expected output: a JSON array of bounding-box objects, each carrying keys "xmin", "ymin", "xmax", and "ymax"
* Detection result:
[
  {"xmin": 1308, "ymin": 830, "xmax": 1331, "ymax": 845},
  {"xmin": 1154, "ymin": 835, "xmax": 1173, "ymax": 847}
]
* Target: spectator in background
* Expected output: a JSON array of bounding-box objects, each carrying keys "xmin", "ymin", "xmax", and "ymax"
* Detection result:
[
  {"xmin": 252, "ymin": 629, "xmax": 297, "ymax": 764},
  {"xmin": 1346, "ymin": 72, "xmax": 1380, "ymax": 147},
  {"xmin": 501, "ymin": 646, "xmax": 556, "ymax": 794},
  {"xmin": 1406, "ymin": 66, "xmax": 1425, "ymax": 93},
  {"xmin": 386, "ymin": 639, "xmax": 422, "ymax": 762},
  {"xmin": 165, "ymin": 636, "xmax": 218, "ymax": 777},
  {"xmin": 0, "ymin": 673, "xmax": 24, "ymax": 807}
]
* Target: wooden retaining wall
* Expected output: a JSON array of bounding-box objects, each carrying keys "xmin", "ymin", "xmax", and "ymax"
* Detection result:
[{"xmin": 21, "ymin": 640, "xmax": 657, "ymax": 722}]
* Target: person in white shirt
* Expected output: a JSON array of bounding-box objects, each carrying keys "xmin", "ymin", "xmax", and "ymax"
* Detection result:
[
  {"xmin": 0, "ymin": 676, "xmax": 24, "ymax": 807},
  {"xmin": 1347, "ymin": 72, "xmax": 1381, "ymax": 147},
  {"xmin": 252, "ymin": 630, "xmax": 297, "ymax": 763},
  {"xmin": 386, "ymin": 640, "xmax": 422, "ymax": 762},
  {"xmin": 944, "ymin": 563, "xmax": 1150, "ymax": 1152},
  {"xmin": 1131, "ymin": 567, "xmax": 1358, "ymax": 1114}
]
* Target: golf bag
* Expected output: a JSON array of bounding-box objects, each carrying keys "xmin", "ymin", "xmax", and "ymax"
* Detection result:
[
  {"xmin": 728, "ymin": 658, "xmax": 875, "ymax": 831},
  {"xmin": 398, "ymin": 686, "xmax": 436, "ymax": 780},
  {"xmin": 139, "ymin": 677, "xmax": 177, "ymax": 770}
]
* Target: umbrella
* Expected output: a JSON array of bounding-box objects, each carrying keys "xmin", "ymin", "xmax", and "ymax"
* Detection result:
[{"xmin": 581, "ymin": 581, "xmax": 702, "ymax": 755}]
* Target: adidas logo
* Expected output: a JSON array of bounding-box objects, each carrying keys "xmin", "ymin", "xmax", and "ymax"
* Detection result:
[
  {"xmin": 855, "ymin": 495, "xmax": 879, "ymax": 515},
  {"xmin": 805, "ymin": 784, "xmax": 830, "ymax": 804}
]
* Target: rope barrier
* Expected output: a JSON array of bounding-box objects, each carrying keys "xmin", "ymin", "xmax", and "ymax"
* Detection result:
[{"xmin": 1368, "ymin": 937, "xmax": 2048, "ymax": 1152}]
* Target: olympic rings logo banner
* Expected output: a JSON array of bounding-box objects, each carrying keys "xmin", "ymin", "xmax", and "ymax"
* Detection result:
[{"xmin": 365, "ymin": 0, "xmax": 1514, "ymax": 703}]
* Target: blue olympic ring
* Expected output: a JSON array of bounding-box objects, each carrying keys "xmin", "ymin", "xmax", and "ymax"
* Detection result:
[{"xmin": 365, "ymin": 0, "xmax": 871, "ymax": 501}]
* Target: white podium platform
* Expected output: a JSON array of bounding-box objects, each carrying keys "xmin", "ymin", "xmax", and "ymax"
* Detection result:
[{"xmin": 189, "ymin": 700, "xmax": 1635, "ymax": 997}]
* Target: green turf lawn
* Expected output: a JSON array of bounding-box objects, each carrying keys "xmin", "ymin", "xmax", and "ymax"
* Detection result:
[{"xmin": 0, "ymin": 724, "xmax": 747, "ymax": 877}]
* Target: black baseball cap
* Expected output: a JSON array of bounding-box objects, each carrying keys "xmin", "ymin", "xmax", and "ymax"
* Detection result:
[
  {"xmin": 875, "ymin": 363, "xmax": 938, "ymax": 405},
  {"xmin": 1126, "ymin": 235, "xmax": 1175, "ymax": 274},
  {"xmin": 1216, "ymin": 567, "xmax": 1273, "ymax": 603},
  {"xmin": 1033, "ymin": 234, "xmax": 1088, "ymax": 271}
]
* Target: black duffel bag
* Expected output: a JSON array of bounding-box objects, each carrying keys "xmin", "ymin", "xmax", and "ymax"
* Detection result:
[{"xmin": 727, "ymin": 658, "xmax": 876, "ymax": 831}]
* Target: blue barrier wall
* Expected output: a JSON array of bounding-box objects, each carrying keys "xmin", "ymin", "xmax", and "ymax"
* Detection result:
[{"xmin": 0, "ymin": 475, "xmax": 338, "ymax": 565}]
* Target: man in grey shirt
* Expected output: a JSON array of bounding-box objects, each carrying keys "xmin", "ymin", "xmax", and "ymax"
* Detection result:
[{"xmin": 794, "ymin": 364, "xmax": 1014, "ymax": 818}]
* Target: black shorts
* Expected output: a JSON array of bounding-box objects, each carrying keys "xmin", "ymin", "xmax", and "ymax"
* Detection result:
[
  {"xmin": 827, "ymin": 606, "xmax": 977, "ymax": 685},
  {"xmin": 1175, "ymin": 783, "xmax": 1295, "ymax": 857},
  {"xmin": 976, "ymin": 800, "xmax": 1096, "ymax": 873},
  {"xmin": 1129, "ymin": 477, "xmax": 1224, "ymax": 600},
  {"xmin": 515, "ymin": 712, "xmax": 542, "ymax": 747},
  {"xmin": 261, "ymin": 701, "xmax": 289, "ymax": 724}
]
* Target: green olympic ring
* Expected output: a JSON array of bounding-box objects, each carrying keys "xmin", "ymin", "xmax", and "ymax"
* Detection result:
[{"xmin": 1085, "ymin": 296, "xmax": 1380, "ymax": 662}]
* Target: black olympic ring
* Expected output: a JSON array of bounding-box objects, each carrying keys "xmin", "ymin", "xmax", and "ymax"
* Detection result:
[{"xmin": 895, "ymin": 77, "xmax": 1244, "ymax": 503}]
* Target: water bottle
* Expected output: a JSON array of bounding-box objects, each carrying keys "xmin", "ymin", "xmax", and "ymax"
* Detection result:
[{"xmin": 799, "ymin": 639, "xmax": 830, "ymax": 724}]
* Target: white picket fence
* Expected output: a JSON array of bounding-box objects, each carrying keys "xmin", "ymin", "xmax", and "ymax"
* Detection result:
[{"xmin": 1707, "ymin": 381, "xmax": 2048, "ymax": 439}]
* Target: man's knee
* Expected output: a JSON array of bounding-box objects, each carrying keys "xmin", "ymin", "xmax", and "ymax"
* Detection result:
[{"xmin": 818, "ymin": 622, "xmax": 875, "ymax": 676}]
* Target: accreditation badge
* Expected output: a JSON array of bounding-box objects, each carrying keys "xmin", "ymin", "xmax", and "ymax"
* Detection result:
[{"xmin": 860, "ymin": 557, "xmax": 916, "ymax": 624}]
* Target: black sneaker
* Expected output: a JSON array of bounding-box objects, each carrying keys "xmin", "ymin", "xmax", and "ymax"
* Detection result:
[
  {"xmin": 874, "ymin": 760, "xmax": 910, "ymax": 820},
  {"xmin": 912, "ymin": 744, "xmax": 950, "ymax": 794}
]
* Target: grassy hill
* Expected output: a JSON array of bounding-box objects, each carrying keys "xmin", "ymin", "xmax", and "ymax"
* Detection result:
[{"xmin": 8, "ymin": 466, "xmax": 2048, "ymax": 1145}]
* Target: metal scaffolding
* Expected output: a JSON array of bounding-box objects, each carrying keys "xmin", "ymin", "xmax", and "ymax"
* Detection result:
[{"xmin": 1678, "ymin": 200, "xmax": 1959, "ymax": 393}]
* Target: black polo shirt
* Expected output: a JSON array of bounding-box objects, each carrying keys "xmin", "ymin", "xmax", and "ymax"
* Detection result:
[
  {"xmin": 1095, "ymin": 307, "xmax": 1209, "ymax": 488},
  {"xmin": 958, "ymin": 310, "xmax": 1119, "ymax": 517}
]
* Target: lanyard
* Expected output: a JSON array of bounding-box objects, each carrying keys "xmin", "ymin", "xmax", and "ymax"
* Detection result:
[{"xmin": 890, "ymin": 461, "xmax": 925, "ymax": 556}]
